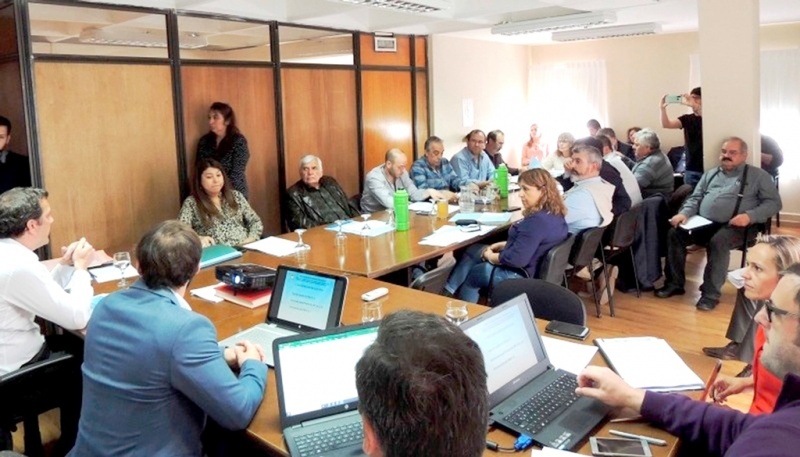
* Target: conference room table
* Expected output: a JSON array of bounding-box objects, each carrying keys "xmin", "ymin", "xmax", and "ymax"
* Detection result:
[{"xmin": 93, "ymin": 249, "xmax": 717, "ymax": 457}]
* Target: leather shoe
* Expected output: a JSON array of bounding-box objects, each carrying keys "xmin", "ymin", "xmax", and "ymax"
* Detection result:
[
  {"xmin": 702, "ymin": 342, "xmax": 739, "ymax": 360},
  {"xmin": 696, "ymin": 296, "xmax": 719, "ymax": 311},
  {"xmin": 654, "ymin": 284, "xmax": 685, "ymax": 298},
  {"xmin": 736, "ymin": 364, "xmax": 753, "ymax": 378}
]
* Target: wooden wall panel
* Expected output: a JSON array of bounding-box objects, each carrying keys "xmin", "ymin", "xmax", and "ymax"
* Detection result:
[
  {"xmin": 181, "ymin": 66, "xmax": 280, "ymax": 235},
  {"xmin": 0, "ymin": 4, "xmax": 16, "ymax": 57},
  {"xmin": 281, "ymin": 68, "xmax": 359, "ymax": 197},
  {"xmin": 359, "ymin": 34, "xmax": 410, "ymax": 67},
  {"xmin": 361, "ymin": 71, "xmax": 413, "ymax": 171},
  {"xmin": 34, "ymin": 62, "xmax": 179, "ymax": 254},
  {"xmin": 414, "ymin": 36, "xmax": 427, "ymax": 68},
  {"xmin": 0, "ymin": 5, "xmax": 28, "ymax": 158},
  {"xmin": 415, "ymin": 71, "xmax": 429, "ymax": 159}
]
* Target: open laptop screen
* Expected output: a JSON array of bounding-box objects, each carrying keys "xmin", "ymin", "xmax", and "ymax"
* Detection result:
[
  {"xmin": 275, "ymin": 325, "xmax": 379, "ymax": 423},
  {"xmin": 269, "ymin": 266, "xmax": 347, "ymax": 331}
]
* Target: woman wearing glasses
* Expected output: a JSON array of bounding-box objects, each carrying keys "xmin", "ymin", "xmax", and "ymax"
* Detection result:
[{"xmin": 712, "ymin": 235, "xmax": 800, "ymax": 413}]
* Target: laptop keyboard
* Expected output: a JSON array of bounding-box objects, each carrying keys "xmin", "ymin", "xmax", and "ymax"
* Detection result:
[
  {"xmin": 505, "ymin": 373, "xmax": 580, "ymax": 435},
  {"xmin": 294, "ymin": 421, "xmax": 363, "ymax": 457}
]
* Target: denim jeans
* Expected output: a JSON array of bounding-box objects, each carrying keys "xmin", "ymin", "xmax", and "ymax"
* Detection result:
[
  {"xmin": 684, "ymin": 170, "xmax": 703, "ymax": 187},
  {"xmin": 445, "ymin": 244, "xmax": 524, "ymax": 303}
]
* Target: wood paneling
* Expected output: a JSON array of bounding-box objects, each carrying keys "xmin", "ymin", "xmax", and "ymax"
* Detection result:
[
  {"xmin": 361, "ymin": 71, "xmax": 413, "ymax": 171},
  {"xmin": 280, "ymin": 68, "xmax": 359, "ymax": 197},
  {"xmin": 359, "ymin": 33, "xmax": 410, "ymax": 67},
  {"xmin": 414, "ymin": 71, "xmax": 429, "ymax": 159},
  {"xmin": 34, "ymin": 62, "xmax": 179, "ymax": 254},
  {"xmin": 414, "ymin": 36, "xmax": 427, "ymax": 68},
  {"xmin": 0, "ymin": 61, "xmax": 27, "ymax": 158},
  {"xmin": 181, "ymin": 66, "xmax": 280, "ymax": 235}
]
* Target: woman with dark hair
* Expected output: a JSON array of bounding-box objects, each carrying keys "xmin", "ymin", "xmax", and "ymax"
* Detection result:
[
  {"xmin": 179, "ymin": 158, "xmax": 262, "ymax": 247},
  {"xmin": 196, "ymin": 102, "xmax": 250, "ymax": 198},
  {"xmin": 444, "ymin": 168, "xmax": 569, "ymax": 303},
  {"xmin": 626, "ymin": 126, "xmax": 642, "ymax": 146}
]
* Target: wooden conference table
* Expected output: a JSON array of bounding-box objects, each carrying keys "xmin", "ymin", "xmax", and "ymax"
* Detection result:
[{"xmin": 95, "ymin": 250, "xmax": 716, "ymax": 457}]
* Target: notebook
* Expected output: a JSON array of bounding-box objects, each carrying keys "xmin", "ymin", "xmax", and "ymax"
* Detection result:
[
  {"xmin": 274, "ymin": 323, "xmax": 379, "ymax": 457},
  {"xmin": 218, "ymin": 265, "xmax": 348, "ymax": 367},
  {"xmin": 199, "ymin": 245, "xmax": 243, "ymax": 269},
  {"xmin": 461, "ymin": 294, "xmax": 610, "ymax": 451}
]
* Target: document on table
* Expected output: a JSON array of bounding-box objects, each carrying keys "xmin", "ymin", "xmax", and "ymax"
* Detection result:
[
  {"xmin": 542, "ymin": 336, "xmax": 598, "ymax": 376},
  {"xmin": 89, "ymin": 265, "xmax": 139, "ymax": 283},
  {"xmin": 330, "ymin": 220, "xmax": 394, "ymax": 237},
  {"xmin": 680, "ymin": 215, "xmax": 713, "ymax": 231},
  {"xmin": 419, "ymin": 225, "xmax": 494, "ymax": 247},
  {"xmin": 190, "ymin": 282, "xmax": 225, "ymax": 303},
  {"xmin": 449, "ymin": 212, "xmax": 513, "ymax": 224},
  {"xmin": 244, "ymin": 236, "xmax": 301, "ymax": 257},
  {"xmin": 408, "ymin": 201, "xmax": 459, "ymax": 214},
  {"xmin": 594, "ymin": 337, "xmax": 704, "ymax": 392},
  {"xmin": 535, "ymin": 447, "xmax": 582, "ymax": 456}
]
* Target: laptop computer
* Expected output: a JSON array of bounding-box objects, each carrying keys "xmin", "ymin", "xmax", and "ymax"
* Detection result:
[
  {"xmin": 274, "ymin": 323, "xmax": 379, "ymax": 457},
  {"xmin": 461, "ymin": 294, "xmax": 610, "ymax": 451},
  {"xmin": 218, "ymin": 265, "xmax": 348, "ymax": 366}
]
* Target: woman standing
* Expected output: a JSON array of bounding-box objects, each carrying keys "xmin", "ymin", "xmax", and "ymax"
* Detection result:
[
  {"xmin": 520, "ymin": 123, "xmax": 548, "ymax": 168},
  {"xmin": 444, "ymin": 169, "xmax": 569, "ymax": 303},
  {"xmin": 196, "ymin": 102, "xmax": 250, "ymax": 198}
]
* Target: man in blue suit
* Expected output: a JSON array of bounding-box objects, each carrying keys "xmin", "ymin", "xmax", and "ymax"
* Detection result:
[{"xmin": 69, "ymin": 220, "xmax": 267, "ymax": 457}]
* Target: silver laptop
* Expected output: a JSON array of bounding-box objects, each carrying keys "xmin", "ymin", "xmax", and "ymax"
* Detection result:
[
  {"xmin": 461, "ymin": 294, "xmax": 610, "ymax": 451},
  {"xmin": 274, "ymin": 323, "xmax": 379, "ymax": 457},
  {"xmin": 219, "ymin": 265, "xmax": 348, "ymax": 366}
]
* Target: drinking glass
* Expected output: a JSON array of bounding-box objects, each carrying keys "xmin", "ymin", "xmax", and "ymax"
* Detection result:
[
  {"xmin": 113, "ymin": 251, "xmax": 132, "ymax": 288},
  {"xmin": 334, "ymin": 219, "xmax": 347, "ymax": 245},
  {"xmin": 386, "ymin": 209, "xmax": 395, "ymax": 228},
  {"xmin": 360, "ymin": 214, "xmax": 371, "ymax": 236},
  {"xmin": 445, "ymin": 300, "xmax": 469, "ymax": 325},
  {"xmin": 294, "ymin": 228, "xmax": 310, "ymax": 251},
  {"xmin": 362, "ymin": 301, "xmax": 382, "ymax": 323}
]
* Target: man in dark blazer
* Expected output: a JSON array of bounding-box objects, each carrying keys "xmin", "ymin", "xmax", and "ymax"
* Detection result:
[
  {"xmin": 0, "ymin": 116, "xmax": 31, "ymax": 195},
  {"xmin": 598, "ymin": 127, "xmax": 635, "ymax": 163}
]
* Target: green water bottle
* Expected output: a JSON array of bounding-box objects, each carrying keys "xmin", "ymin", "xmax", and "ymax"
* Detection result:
[
  {"xmin": 394, "ymin": 189, "xmax": 410, "ymax": 231},
  {"xmin": 496, "ymin": 164, "xmax": 509, "ymax": 198}
]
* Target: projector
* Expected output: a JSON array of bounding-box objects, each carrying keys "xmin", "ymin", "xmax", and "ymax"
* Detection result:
[{"xmin": 215, "ymin": 264, "xmax": 276, "ymax": 291}]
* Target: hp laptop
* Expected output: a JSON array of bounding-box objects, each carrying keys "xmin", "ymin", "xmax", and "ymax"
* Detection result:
[
  {"xmin": 461, "ymin": 294, "xmax": 610, "ymax": 451},
  {"xmin": 218, "ymin": 265, "xmax": 348, "ymax": 366},
  {"xmin": 274, "ymin": 323, "xmax": 379, "ymax": 457}
]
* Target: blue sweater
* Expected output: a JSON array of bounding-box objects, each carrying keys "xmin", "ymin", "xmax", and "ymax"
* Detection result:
[{"xmin": 499, "ymin": 211, "xmax": 568, "ymax": 278}]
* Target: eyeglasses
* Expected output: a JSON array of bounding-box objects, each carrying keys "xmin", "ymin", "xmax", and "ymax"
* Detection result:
[{"xmin": 763, "ymin": 299, "xmax": 800, "ymax": 323}]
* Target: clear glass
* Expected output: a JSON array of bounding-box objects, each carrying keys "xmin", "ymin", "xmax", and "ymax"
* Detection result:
[
  {"xmin": 294, "ymin": 228, "xmax": 310, "ymax": 251},
  {"xmin": 362, "ymin": 301, "xmax": 382, "ymax": 323},
  {"xmin": 445, "ymin": 300, "xmax": 469, "ymax": 325},
  {"xmin": 360, "ymin": 214, "xmax": 371, "ymax": 236},
  {"xmin": 113, "ymin": 251, "xmax": 132, "ymax": 288},
  {"xmin": 386, "ymin": 209, "xmax": 395, "ymax": 228},
  {"xmin": 334, "ymin": 219, "xmax": 347, "ymax": 245},
  {"xmin": 459, "ymin": 190, "xmax": 475, "ymax": 213}
]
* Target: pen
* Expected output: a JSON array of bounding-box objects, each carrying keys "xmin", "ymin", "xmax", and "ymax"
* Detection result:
[
  {"xmin": 609, "ymin": 430, "xmax": 667, "ymax": 446},
  {"xmin": 700, "ymin": 359, "xmax": 723, "ymax": 402}
]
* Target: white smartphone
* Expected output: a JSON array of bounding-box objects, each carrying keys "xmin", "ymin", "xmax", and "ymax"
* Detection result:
[
  {"xmin": 665, "ymin": 94, "xmax": 683, "ymax": 104},
  {"xmin": 590, "ymin": 437, "xmax": 652, "ymax": 457}
]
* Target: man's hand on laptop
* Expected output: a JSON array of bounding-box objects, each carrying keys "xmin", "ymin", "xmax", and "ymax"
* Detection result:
[{"xmin": 575, "ymin": 366, "xmax": 646, "ymax": 412}]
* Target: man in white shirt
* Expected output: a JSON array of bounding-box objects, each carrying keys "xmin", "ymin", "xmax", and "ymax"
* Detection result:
[
  {"xmin": 596, "ymin": 133, "xmax": 642, "ymax": 206},
  {"xmin": 0, "ymin": 187, "xmax": 95, "ymax": 375}
]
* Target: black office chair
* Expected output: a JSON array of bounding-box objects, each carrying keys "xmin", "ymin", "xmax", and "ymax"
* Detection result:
[
  {"xmin": 604, "ymin": 205, "xmax": 642, "ymax": 297},
  {"xmin": 491, "ymin": 279, "xmax": 587, "ymax": 326},
  {"xmin": 349, "ymin": 193, "xmax": 362, "ymax": 213},
  {"xmin": 536, "ymin": 234, "xmax": 575, "ymax": 286},
  {"xmin": 567, "ymin": 226, "xmax": 612, "ymax": 318},
  {"xmin": 409, "ymin": 256, "xmax": 456, "ymax": 296},
  {"xmin": 0, "ymin": 353, "xmax": 81, "ymax": 457}
]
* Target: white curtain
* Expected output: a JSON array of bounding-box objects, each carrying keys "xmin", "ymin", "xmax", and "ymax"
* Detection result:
[{"xmin": 528, "ymin": 60, "xmax": 608, "ymax": 149}]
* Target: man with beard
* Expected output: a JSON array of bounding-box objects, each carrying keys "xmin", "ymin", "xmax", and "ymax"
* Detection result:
[{"xmin": 562, "ymin": 145, "xmax": 614, "ymax": 234}]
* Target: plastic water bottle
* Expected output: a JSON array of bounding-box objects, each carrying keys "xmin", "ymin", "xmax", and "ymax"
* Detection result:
[
  {"xmin": 496, "ymin": 164, "xmax": 509, "ymax": 198},
  {"xmin": 394, "ymin": 189, "xmax": 409, "ymax": 231}
]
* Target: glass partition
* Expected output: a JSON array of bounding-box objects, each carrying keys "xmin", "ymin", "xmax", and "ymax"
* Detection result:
[
  {"xmin": 279, "ymin": 25, "xmax": 353, "ymax": 65},
  {"xmin": 178, "ymin": 15, "xmax": 270, "ymax": 62}
]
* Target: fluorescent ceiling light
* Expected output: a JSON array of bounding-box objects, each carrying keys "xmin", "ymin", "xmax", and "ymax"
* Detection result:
[
  {"xmin": 79, "ymin": 28, "xmax": 208, "ymax": 49},
  {"xmin": 330, "ymin": 0, "xmax": 451, "ymax": 14},
  {"xmin": 491, "ymin": 11, "xmax": 616, "ymax": 36},
  {"xmin": 552, "ymin": 22, "xmax": 661, "ymax": 42}
]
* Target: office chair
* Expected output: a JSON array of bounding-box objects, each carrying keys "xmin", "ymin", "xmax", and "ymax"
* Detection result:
[
  {"xmin": 0, "ymin": 353, "xmax": 81, "ymax": 457},
  {"xmin": 491, "ymin": 279, "xmax": 587, "ymax": 326},
  {"xmin": 567, "ymin": 226, "xmax": 612, "ymax": 318},
  {"xmin": 348, "ymin": 194, "xmax": 362, "ymax": 213},
  {"xmin": 409, "ymin": 256, "xmax": 456, "ymax": 295},
  {"xmin": 604, "ymin": 205, "xmax": 642, "ymax": 297},
  {"xmin": 536, "ymin": 234, "xmax": 575, "ymax": 286}
]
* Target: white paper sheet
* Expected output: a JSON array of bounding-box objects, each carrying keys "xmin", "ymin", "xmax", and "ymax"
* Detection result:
[
  {"xmin": 408, "ymin": 202, "xmax": 459, "ymax": 215},
  {"xmin": 244, "ymin": 236, "xmax": 302, "ymax": 257},
  {"xmin": 190, "ymin": 282, "xmax": 225, "ymax": 303},
  {"xmin": 542, "ymin": 336, "xmax": 598, "ymax": 376},
  {"xmin": 680, "ymin": 215, "xmax": 714, "ymax": 231},
  {"xmin": 536, "ymin": 447, "xmax": 582, "ymax": 456},
  {"xmin": 449, "ymin": 212, "xmax": 512, "ymax": 224},
  {"xmin": 418, "ymin": 224, "xmax": 495, "ymax": 247},
  {"xmin": 89, "ymin": 265, "xmax": 139, "ymax": 283}
]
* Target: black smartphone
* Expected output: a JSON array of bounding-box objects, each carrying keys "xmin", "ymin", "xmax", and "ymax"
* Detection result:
[{"xmin": 544, "ymin": 320, "xmax": 589, "ymax": 340}]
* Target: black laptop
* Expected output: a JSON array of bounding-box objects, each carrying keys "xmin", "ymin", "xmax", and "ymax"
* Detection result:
[
  {"xmin": 274, "ymin": 323, "xmax": 379, "ymax": 457},
  {"xmin": 218, "ymin": 265, "xmax": 348, "ymax": 366},
  {"xmin": 461, "ymin": 294, "xmax": 610, "ymax": 450}
]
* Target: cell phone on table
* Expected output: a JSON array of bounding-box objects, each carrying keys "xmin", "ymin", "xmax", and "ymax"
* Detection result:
[
  {"xmin": 590, "ymin": 437, "xmax": 652, "ymax": 457},
  {"xmin": 544, "ymin": 320, "xmax": 589, "ymax": 340},
  {"xmin": 665, "ymin": 94, "xmax": 683, "ymax": 104}
]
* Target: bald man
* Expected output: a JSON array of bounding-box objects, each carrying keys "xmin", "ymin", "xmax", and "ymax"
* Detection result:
[{"xmin": 361, "ymin": 149, "xmax": 444, "ymax": 213}]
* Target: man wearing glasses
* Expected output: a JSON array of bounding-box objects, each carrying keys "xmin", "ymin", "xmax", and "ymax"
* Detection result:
[
  {"xmin": 576, "ymin": 264, "xmax": 800, "ymax": 457},
  {"xmin": 655, "ymin": 137, "xmax": 781, "ymax": 311}
]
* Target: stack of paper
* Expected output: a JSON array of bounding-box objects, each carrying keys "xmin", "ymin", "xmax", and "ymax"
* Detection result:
[
  {"xmin": 595, "ymin": 337, "xmax": 704, "ymax": 392},
  {"xmin": 419, "ymin": 225, "xmax": 494, "ymax": 247},
  {"xmin": 244, "ymin": 237, "xmax": 302, "ymax": 257},
  {"xmin": 449, "ymin": 212, "xmax": 512, "ymax": 224},
  {"xmin": 89, "ymin": 265, "xmax": 139, "ymax": 283},
  {"xmin": 190, "ymin": 282, "xmax": 225, "ymax": 303}
]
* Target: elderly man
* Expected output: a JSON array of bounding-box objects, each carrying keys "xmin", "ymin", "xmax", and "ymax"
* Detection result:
[
  {"xmin": 484, "ymin": 130, "xmax": 518, "ymax": 175},
  {"xmin": 451, "ymin": 129, "xmax": 496, "ymax": 189},
  {"xmin": 631, "ymin": 129, "xmax": 674, "ymax": 200},
  {"xmin": 361, "ymin": 149, "xmax": 444, "ymax": 213},
  {"xmin": 285, "ymin": 155, "xmax": 359, "ymax": 230},
  {"xmin": 598, "ymin": 127, "xmax": 635, "ymax": 163},
  {"xmin": 69, "ymin": 220, "xmax": 267, "ymax": 456},
  {"xmin": 577, "ymin": 265, "xmax": 800, "ymax": 457},
  {"xmin": 410, "ymin": 136, "xmax": 460, "ymax": 194},
  {"xmin": 661, "ymin": 87, "xmax": 703, "ymax": 186},
  {"xmin": 356, "ymin": 311, "xmax": 488, "ymax": 457},
  {"xmin": 656, "ymin": 137, "xmax": 781, "ymax": 310},
  {"xmin": 563, "ymin": 137, "xmax": 631, "ymax": 218},
  {"xmin": 596, "ymin": 134, "xmax": 642, "ymax": 206},
  {"xmin": 563, "ymin": 145, "xmax": 614, "ymax": 234}
]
